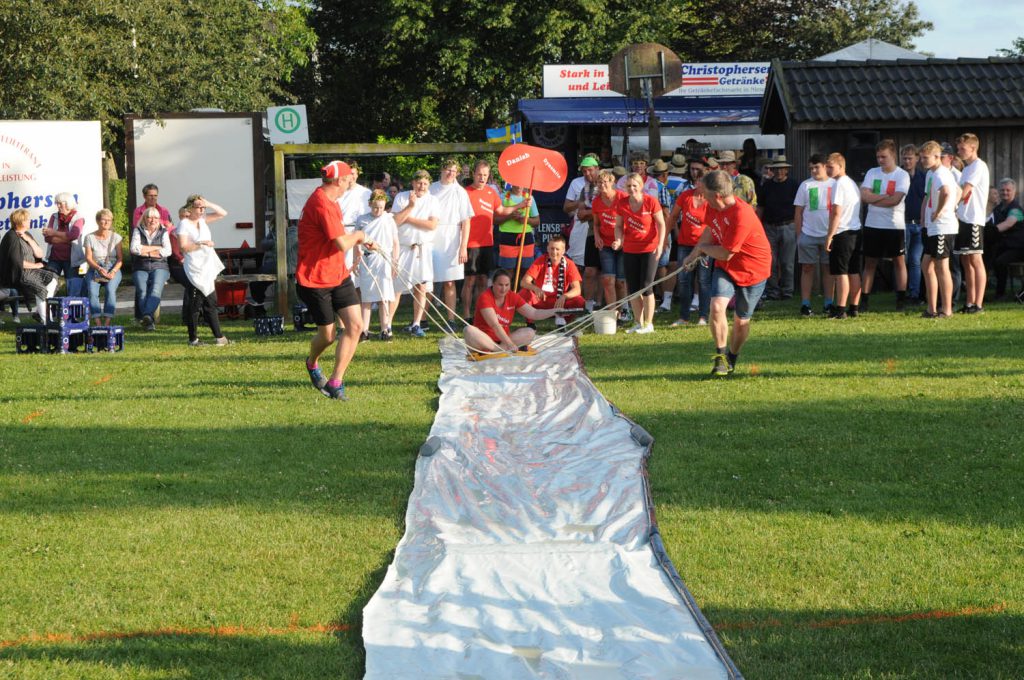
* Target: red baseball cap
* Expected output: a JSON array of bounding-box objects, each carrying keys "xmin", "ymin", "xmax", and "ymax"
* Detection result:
[{"xmin": 322, "ymin": 160, "xmax": 353, "ymax": 180}]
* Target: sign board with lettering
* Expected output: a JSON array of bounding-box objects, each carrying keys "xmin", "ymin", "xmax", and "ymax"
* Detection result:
[
  {"xmin": 0, "ymin": 120, "xmax": 103, "ymax": 233},
  {"xmin": 543, "ymin": 63, "xmax": 769, "ymax": 98},
  {"xmin": 267, "ymin": 104, "xmax": 309, "ymax": 145}
]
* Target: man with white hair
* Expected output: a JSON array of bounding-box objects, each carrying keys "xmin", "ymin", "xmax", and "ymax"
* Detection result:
[{"xmin": 430, "ymin": 158, "xmax": 474, "ymax": 331}]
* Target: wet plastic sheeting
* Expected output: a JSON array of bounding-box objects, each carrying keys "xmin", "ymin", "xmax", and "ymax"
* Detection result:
[{"xmin": 363, "ymin": 337, "xmax": 734, "ymax": 679}]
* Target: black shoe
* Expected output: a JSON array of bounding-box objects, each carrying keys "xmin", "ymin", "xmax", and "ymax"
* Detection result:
[
  {"xmin": 800, "ymin": 304, "xmax": 813, "ymax": 317},
  {"xmin": 956, "ymin": 304, "xmax": 973, "ymax": 314},
  {"xmin": 359, "ymin": 331, "xmax": 370, "ymax": 342},
  {"xmin": 966, "ymin": 305, "xmax": 982, "ymax": 314},
  {"xmin": 847, "ymin": 304, "xmax": 859, "ymax": 318},
  {"xmin": 859, "ymin": 295, "xmax": 870, "ymax": 312},
  {"xmin": 921, "ymin": 310, "xmax": 938, "ymax": 319},
  {"xmin": 380, "ymin": 329, "xmax": 393, "ymax": 341},
  {"xmin": 1016, "ymin": 290, "xmax": 1024, "ymax": 304}
]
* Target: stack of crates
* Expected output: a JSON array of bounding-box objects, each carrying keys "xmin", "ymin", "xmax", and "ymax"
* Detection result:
[{"xmin": 13, "ymin": 297, "xmax": 125, "ymax": 354}]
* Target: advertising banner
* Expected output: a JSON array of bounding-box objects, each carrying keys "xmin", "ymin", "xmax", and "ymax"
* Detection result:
[
  {"xmin": 0, "ymin": 121, "xmax": 103, "ymax": 233},
  {"xmin": 543, "ymin": 63, "xmax": 769, "ymax": 98}
]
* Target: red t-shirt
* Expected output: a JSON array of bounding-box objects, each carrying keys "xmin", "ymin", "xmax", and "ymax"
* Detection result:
[
  {"xmin": 465, "ymin": 185, "xmax": 501, "ymax": 248},
  {"xmin": 616, "ymin": 193, "xmax": 662, "ymax": 253},
  {"xmin": 523, "ymin": 256, "xmax": 582, "ymax": 296},
  {"xmin": 705, "ymin": 199, "xmax": 771, "ymax": 287},
  {"xmin": 473, "ymin": 288, "xmax": 526, "ymax": 342},
  {"xmin": 674, "ymin": 189, "xmax": 708, "ymax": 247},
  {"xmin": 296, "ymin": 186, "xmax": 348, "ymax": 288},
  {"xmin": 590, "ymin": 190, "xmax": 624, "ymax": 245}
]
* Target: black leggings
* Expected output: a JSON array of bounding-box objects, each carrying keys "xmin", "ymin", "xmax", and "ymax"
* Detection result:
[
  {"xmin": 185, "ymin": 281, "xmax": 223, "ymax": 341},
  {"xmin": 623, "ymin": 251, "xmax": 659, "ymax": 298}
]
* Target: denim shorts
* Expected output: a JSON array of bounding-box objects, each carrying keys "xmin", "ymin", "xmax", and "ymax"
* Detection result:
[
  {"xmin": 711, "ymin": 268, "xmax": 766, "ymax": 320},
  {"xmin": 598, "ymin": 246, "xmax": 625, "ymax": 280},
  {"xmin": 657, "ymin": 246, "xmax": 671, "ymax": 268}
]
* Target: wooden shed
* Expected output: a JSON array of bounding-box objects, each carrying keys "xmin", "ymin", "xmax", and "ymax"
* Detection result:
[{"xmin": 760, "ymin": 57, "xmax": 1024, "ymax": 184}]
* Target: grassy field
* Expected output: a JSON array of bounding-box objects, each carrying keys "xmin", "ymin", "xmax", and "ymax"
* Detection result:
[{"xmin": 1, "ymin": 299, "xmax": 1022, "ymax": 679}]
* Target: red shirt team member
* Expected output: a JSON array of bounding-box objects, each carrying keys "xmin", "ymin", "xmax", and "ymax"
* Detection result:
[
  {"xmin": 519, "ymin": 235, "xmax": 586, "ymax": 327},
  {"xmin": 462, "ymin": 160, "xmax": 502, "ymax": 318},
  {"xmin": 464, "ymin": 269, "xmax": 561, "ymax": 353},
  {"xmin": 683, "ymin": 170, "xmax": 771, "ymax": 376},
  {"xmin": 590, "ymin": 169, "xmax": 627, "ymax": 319},
  {"xmin": 297, "ymin": 160, "xmax": 372, "ymax": 401},
  {"xmin": 667, "ymin": 160, "xmax": 711, "ymax": 326},
  {"xmin": 613, "ymin": 172, "xmax": 666, "ymax": 334}
]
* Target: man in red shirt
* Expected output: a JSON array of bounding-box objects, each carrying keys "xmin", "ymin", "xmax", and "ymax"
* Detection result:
[
  {"xmin": 519, "ymin": 235, "xmax": 586, "ymax": 327},
  {"xmin": 297, "ymin": 160, "xmax": 372, "ymax": 400},
  {"xmin": 683, "ymin": 170, "xmax": 771, "ymax": 376},
  {"xmin": 462, "ymin": 160, "xmax": 502, "ymax": 318}
]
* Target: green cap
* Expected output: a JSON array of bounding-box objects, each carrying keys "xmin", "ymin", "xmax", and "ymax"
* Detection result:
[{"xmin": 579, "ymin": 155, "xmax": 600, "ymax": 168}]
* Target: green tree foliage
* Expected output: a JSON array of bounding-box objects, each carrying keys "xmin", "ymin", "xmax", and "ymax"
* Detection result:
[
  {"xmin": 303, "ymin": 0, "xmax": 930, "ymax": 144},
  {"xmin": 996, "ymin": 37, "xmax": 1024, "ymax": 57},
  {"xmin": 0, "ymin": 0, "xmax": 316, "ymax": 154}
]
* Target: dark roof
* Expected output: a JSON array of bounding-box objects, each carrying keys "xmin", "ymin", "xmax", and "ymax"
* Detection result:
[{"xmin": 761, "ymin": 57, "xmax": 1024, "ymax": 133}]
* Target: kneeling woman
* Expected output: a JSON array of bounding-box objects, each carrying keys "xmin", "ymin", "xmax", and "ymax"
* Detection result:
[{"xmin": 464, "ymin": 269, "xmax": 560, "ymax": 353}]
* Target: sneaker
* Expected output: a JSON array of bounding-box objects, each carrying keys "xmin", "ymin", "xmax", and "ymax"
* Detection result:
[
  {"xmin": 380, "ymin": 329, "xmax": 393, "ymax": 341},
  {"xmin": 800, "ymin": 304, "xmax": 813, "ymax": 317},
  {"xmin": 625, "ymin": 323, "xmax": 643, "ymax": 334},
  {"xmin": 320, "ymin": 381, "xmax": 348, "ymax": 401},
  {"xmin": 214, "ymin": 337, "xmax": 232, "ymax": 346},
  {"xmin": 829, "ymin": 309, "xmax": 848, "ymax": 320},
  {"xmin": 656, "ymin": 304, "xmax": 672, "ymax": 314},
  {"xmin": 554, "ymin": 315, "xmax": 567, "ymax": 327},
  {"xmin": 968, "ymin": 306, "xmax": 983, "ymax": 314},
  {"xmin": 188, "ymin": 339, "xmax": 204, "ymax": 347},
  {"xmin": 1016, "ymin": 290, "xmax": 1024, "ymax": 304},
  {"xmin": 144, "ymin": 318, "xmax": 156, "ymax": 331},
  {"xmin": 690, "ymin": 295, "xmax": 699, "ymax": 312},
  {"xmin": 710, "ymin": 354, "xmax": 730, "ymax": 376},
  {"xmin": 420, "ymin": 320, "xmax": 431, "ymax": 333},
  {"xmin": 442, "ymin": 319, "xmax": 457, "ymax": 334},
  {"xmin": 359, "ymin": 331, "xmax": 370, "ymax": 342},
  {"xmin": 697, "ymin": 318, "xmax": 707, "ymax": 326},
  {"xmin": 670, "ymin": 318, "xmax": 689, "ymax": 327},
  {"xmin": 635, "ymin": 324, "xmax": 655, "ymax": 334},
  {"xmin": 11, "ymin": 315, "xmax": 20, "ymax": 324},
  {"xmin": 409, "ymin": 324, "xmax": 426, "ymax": 338},
  {"xmin": 585, "ymin": 300, "xmax": 596, "ymax": 312},
  {"xmin": 621, "ymin": 308, "xmax": 633, "ymax": 322},
  {"xmin": 823, "ymin": 304, "xmax": 834, "ymax": 316},
  {"xmin": 306, "ymin": 362, "xmax": 327, "ymax": 390},
  {"xmin": 921, "ymin": 310, "xmax": 938, "ymax": 319},
  {"xmin": 956, "ymin": 304, "xmax": 972, "ymax": 314},
  {"xmin": 847, "ymin": 305, "xmax": 859, "ymax": 318}
]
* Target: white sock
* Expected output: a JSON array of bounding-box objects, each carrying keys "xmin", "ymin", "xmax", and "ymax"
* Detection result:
[
  {"xmin": 661, "ymin": 292, "xmax": 672, "ymax": 306},
  {"xmin": 585, "ymin": 299, "xmax": 596, "ymax": 312}
]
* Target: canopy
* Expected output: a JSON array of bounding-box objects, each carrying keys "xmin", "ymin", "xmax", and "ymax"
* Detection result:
[{"xmin": 518, "ymin": 97, "xmax": 762, "ymax": 126}]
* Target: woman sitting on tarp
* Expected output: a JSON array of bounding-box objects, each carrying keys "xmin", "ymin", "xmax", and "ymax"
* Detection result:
[
  {"xmin": 0, "ymin": 208, "xmax": 58, "ymax": 322},
  {"xmin": 464, "ymin": 268, "xmax": 559, "ymax": 354}
]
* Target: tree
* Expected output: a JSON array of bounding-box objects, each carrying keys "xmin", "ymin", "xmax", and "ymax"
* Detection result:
[
  {"xmin": 0, "ymin": 0, "xmax": 316, "ymax": 156},
  {"xmin": 997, "ymin": 37, "xmax": 1024, "ymax": 57},
  {"xmin": 302, "ymin": 0, "xmax": 930, "ymax": 145}
]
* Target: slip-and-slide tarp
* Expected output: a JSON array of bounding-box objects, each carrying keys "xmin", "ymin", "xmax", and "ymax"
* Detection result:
[{"xmin": 364, "ymin": 336, "xmax": 742, "ymax": 679}]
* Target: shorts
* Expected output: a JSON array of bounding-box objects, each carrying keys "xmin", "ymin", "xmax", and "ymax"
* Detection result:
[
  {"xmin": 599, "ymin": 247, "xmax": 625, "ymax": 280},
  {"xmin": 829, "ymin": 230, "xmax": 862, "ymax": 275},
  {"xmin": 623, "ymin": 250, "xmax": 658, "ymax": 297},
  {"xmin": 798, "ymin": 233, "xmax": 830, "ymax": 265},
  {"xmin": 657, "ymin": 245, "xmax": 671, "ymax": 268},
  {"xmin": 297, "ymin": 278, "xmax": 361, "ymax": 326},
  {"xmin": 584, "ymin": 234, "xmax": 600, "ymax": 269},
  {"xmin": 924, "ymin": 233, "xmax": 955, "ymax": 260},
  {"xmin": 497, "ymin": 230, "xmax": 535, "ymax": 272},
  {"xmin": 862, "ymin": 226, "xmax": 905, "ymax": 259},
  {"xmin": 711, "ymin": 268, "xmax": 766, "ymax": 320},
  {"xmin": 954, "ymin": 220, "xmax": 984, "ymax": 254},
  {"xmin": 464, "ymin": 246, "xmax": 494, "ymax": 276}
]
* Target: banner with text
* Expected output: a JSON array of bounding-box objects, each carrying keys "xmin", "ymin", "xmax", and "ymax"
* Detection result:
[
  {"xmin": 0, "ymin": 121, "xmax": 103, "ymax": 232},
  {"xmin": 542, "ymin": 63, "xmax": 769, "ymax": 98}
]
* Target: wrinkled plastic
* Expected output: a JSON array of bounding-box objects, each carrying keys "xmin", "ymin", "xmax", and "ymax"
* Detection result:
[{"xmin": 363, "ymin": 337, "xmax": 738, "ymax": 679}]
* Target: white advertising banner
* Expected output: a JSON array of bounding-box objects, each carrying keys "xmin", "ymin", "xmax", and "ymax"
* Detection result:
[
  {"xmin": 0, "ymin": 121, "xmax": 103, "ymax": 234},
  {"xmin": 543, "ymin": 63, "xmax": 770, "ymax": 98}
]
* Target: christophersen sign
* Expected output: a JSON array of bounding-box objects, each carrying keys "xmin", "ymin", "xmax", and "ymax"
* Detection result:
[
  {"xmin": 0, "ymin": 121, "xmax": 103, "ymax": 232},
  {"xmin": 543, "ymin": 63, "xmax": 769, "ymax": 98}
]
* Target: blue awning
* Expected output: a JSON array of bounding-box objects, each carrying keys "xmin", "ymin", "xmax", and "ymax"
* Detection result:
[{"xmin": 518, "ymin": 97, "xmax": 762, "ymax": 125}]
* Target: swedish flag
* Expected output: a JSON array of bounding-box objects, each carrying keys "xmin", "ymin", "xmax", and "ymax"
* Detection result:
[{"xmin": 486, "ymin": 122, "xmax": 522, "ymax": 144}]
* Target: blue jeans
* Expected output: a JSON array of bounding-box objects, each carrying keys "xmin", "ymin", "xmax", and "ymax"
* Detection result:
[
  {"xmin": 905, "ymin": 222, "xmax": 923, "ymax": 298},
  {"xmin": 676, "ymin": 245, "xmax": 712, "ymax": 321},
  {"xmin": 44, "ymin": 260, "xmax": 83, "ymax": 296},
  {"xmin": 133, "ymin": 268, "xmax": 170, "ymax": 319},
  {"xmin": 85, "ymin": 268, "xmax": 122, "ymax": 319},
  {"xmin": 599, "ymin": 246, "xmax": 625, "ymax": 280},
  {"xmin": 711, "ymin": 268, "xmax": 766, "ymax": 320}
]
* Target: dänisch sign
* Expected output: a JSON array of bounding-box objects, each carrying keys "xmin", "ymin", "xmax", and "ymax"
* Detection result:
[
  {"xmin": 0, "ymin": 121, "xmax": 103, "ymax": 232},
  {"xmin": 542, "ymin": 63, "xmax": 770, "ymax": 98}
]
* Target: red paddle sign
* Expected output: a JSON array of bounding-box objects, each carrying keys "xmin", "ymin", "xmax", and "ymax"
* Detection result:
[{"xmin": 498, "ymin": 144, "xmax": 569, "ymax": 193}]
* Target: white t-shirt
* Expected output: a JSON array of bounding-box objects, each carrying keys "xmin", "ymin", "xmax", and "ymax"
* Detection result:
[
  {"xmin": 429, "ymin": 181, "xmax": 474, "ymax": 226},
  {"xmin": 831, "ymin": 175, "xmax": 861, "ymax": 234},
  {"xmin": 338, "ymin": 185, "xmax": 372, "ymax": 226},
  {"xmin": 925, "ymin": 166, "xmax": 960, "ymax": 236},
  {"xmin": 955, "ymin": 158, "xmax": 990, "ymax": 226},
  {"xmin": 861, "ymin": 166, "xmax": 910, "ymax": 230},
  {"xmin": 391, "ymin": 191, "xmax": 440, "ymax": 246},
  {"xmin": 565, "ymin": 175, "xmax": 596, "ymax": 259},
  {"xmin": 793, "ymin": 178, "xmax": 832, "ymax": 238}
]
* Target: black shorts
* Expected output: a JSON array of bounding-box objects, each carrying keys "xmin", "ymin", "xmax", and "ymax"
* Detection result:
[
  {"xmin": 464, "ymin": 246, "xmax": 495, "ymax": 276},
  {"xmin": 623, "ymin": 251, "xmax": 659, "ymax": 297},
  {"xmin": 584, "ymin": 235, "xmax": 601, "ymax": 269},
  {"xmin": 828, "ymin": 230, "xmax": 862, "ymax": 275},
  {"xmin": 862, "ymin": 227, "xmax": 905, "ymax": 259},
  {"xmin": 924, "ymin": 233, "xmax": 955, "ymax": 260},
  {"xmin": 296, "ymin": 278, "xmax": 361, "ymax": 326},
  {"xmin": 954, "ymin": 220, "xmax": 984, "ymax": 254}
]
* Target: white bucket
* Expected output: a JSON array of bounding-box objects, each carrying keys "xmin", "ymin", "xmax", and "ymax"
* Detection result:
[{"xmin": 592, "ymin": 310, "xmax": 617, "ymax": 335}]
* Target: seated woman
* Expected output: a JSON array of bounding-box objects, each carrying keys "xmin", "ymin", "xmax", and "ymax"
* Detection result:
[
  {"xmin": 518, "ymin": 234, "xmax": 586, "ymax": 327},
  {"xmin": 130, "ymin": 207, "xmax": 172, "ymax": 330},
  {"xmin": 0, "ymin": 208, "xmax": 58, "ymax": 321},
  {"xmin": 464, "ymin": 268, "xmax": 560, "ymax": 353},
  {"xmin": 83, "ymin": 209, "xmax": 124, "ymax": 326}
]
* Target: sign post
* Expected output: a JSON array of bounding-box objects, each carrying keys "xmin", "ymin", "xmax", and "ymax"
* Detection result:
[{"xmin": 267, "ymin": 105, "xmax": 310, "ymax": 145}]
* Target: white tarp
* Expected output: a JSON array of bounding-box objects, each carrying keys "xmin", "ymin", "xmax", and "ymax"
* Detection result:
[{"xmin": 363, "ymin": 337, "xmax": 740, "ymax": 679}]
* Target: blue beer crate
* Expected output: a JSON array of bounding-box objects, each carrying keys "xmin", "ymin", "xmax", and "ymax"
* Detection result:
[
  {"xmin": 88, "ymin": 326, "xmax": 124, "ymax": 352},
  {"xmin": 14, "ymin": 324, "xmax": 48, "ymax": 354},
  {"xmin": 46, "ymin": 326, "xmax": 90, "ymax": 354},
  {"xmin": 254, "ymin": 315, "xmax": 284, "ymax": 337},
  {"xmin": 46, "ymin": 296, "xmax": 90, "ymax": 330},
  {"xmin": 292, "ymin": 303, "xmax": 314, "ymax": 331}
]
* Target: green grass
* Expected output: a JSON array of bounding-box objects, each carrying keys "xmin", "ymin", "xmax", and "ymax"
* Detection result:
[{"xmin": 1, "ymin": 300, "xmax": 1023, "ymax": 678}]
